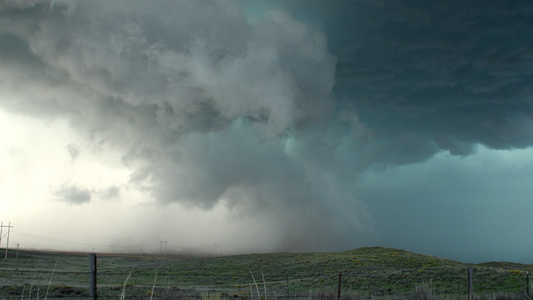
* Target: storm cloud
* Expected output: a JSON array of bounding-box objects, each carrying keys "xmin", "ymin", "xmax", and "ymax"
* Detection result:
[
  {"xmin": 1, "ymin": 0, "xmax": 361, "ymax": 250},
  {"xmin": 329, "ymin": 0, "xmax": 533, "ymax": 155},
  {"xmin": 2, "ymin": 0, "xmax": 533, "ymax": 261}
]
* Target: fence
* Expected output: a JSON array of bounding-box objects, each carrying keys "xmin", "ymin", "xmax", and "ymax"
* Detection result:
[{"xmin": 0, "ymin": 251, "xmax": 531, "ymax": 299}]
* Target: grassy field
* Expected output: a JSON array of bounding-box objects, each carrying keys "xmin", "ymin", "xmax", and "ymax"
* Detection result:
[{"xmin": 0, "ymin": 246, "xmax": 531, "ymax": 299}]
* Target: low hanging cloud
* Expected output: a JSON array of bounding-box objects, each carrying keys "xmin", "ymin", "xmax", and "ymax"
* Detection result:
[
  {"xmin": 53, "ymin": 183, "xmax": 121, "ymax": 204},
  {"xmin": 66, "ymin": 143, "xmax": 80, "ymax": 162},
  {"xmin": 98, "ymin": 186, "xmax": 120, "ymax": 200},
  {"xmin": 54, "ymin": 183, "xmax": 91, "ymax": 205},
  {"xmin": 0, "ymin": 0, "xmax": 370, "ymax": 250}
]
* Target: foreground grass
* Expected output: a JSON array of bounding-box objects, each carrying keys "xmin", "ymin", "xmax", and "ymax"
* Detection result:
[{"xmin": 0, "ymin": 247, "xmax": 531, "ymax": 299}]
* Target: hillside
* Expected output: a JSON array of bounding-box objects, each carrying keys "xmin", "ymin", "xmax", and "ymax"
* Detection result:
[{"xmin": 0, "ymin": 247, "xmax": 531, "ymax": 299}]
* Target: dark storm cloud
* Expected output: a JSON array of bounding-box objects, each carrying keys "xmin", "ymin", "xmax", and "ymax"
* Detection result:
[
  {"xmin": 241, "ymin": 0, "xmax": 533, "ymax": 171},
  {"xmin": 263, "ymin": 0, "xmax": 533, "ymax": 161},
  {"xmin": 324, "ymin": 0, "xmax": 533, "ymax": 158}
]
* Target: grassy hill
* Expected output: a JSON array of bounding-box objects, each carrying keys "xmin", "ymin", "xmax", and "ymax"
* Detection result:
[{"xmin": 0, "ymin": 247, "xmax": 531, "ymax": 299}]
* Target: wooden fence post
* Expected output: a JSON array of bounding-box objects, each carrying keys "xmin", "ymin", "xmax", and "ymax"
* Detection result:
[
  {"xmin": 337, "ymin": 272, "xmax": 342, "ymax": 300},
  {"xmin": 526, "ymin": 271, "xmax": 530, "ymax": 298},
  {"xmin": 467, "ymin": 266, "xmax": 473, "ymax": 300},
  {"xmin": 286, "ymin": 276, "xmax": 290, "ymax": 299},
  {"xmin": 89, "ymin": 253, "xmax": 97, "ymax": 300}
]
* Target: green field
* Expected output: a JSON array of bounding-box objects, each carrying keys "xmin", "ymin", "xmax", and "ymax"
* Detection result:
[{"xmin": 0, "ymin": 247, "xmax": 531, "ymax": 299}]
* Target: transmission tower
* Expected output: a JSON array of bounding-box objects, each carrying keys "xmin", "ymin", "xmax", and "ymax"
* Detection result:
[
  {"xmin": 159, "ymin": 240, "xmax": 168, "ymax": 259},
  {"xmin": 213, "ymin": 243, "xmax": 220, "ymax": 257},
  {"xmin": 0, "ymin": 222, "xmax": 14, "ymax": 261}
]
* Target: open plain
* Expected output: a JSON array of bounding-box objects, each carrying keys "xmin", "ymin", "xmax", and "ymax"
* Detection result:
[{"xmin": 0, "ymin": 247, "xmax": 530, "ymax": 299}]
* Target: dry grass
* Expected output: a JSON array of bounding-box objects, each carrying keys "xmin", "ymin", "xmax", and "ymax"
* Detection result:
[{"xmin": 0, "ymin": 247, "xmax": 531, "ymax": 299}]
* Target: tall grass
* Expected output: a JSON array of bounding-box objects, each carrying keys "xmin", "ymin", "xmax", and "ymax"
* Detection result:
[
  {"xmin": 120, "ymin": 267, "xmax": 134, "ymax": 300},
  {"xmin": 201, "ymin": 292, "xmax": 228, "ymax": 300},
  {"xmin": 414, "ymin": 282, "xmax": 436, "ymax": 300},
  {"xmin": 27, "ymin": 267, "xmax": 37, "ymax": 299},
  {"xmin": 250, "ymin": 271, "xmax": 260, "ymax": 299},
  {"xmin": 44, "ymin": 259, "xmax": 58, "ymax": 300},
  {"xmin": 149, "ymin": 272, "xmax": 157, "ymax": 300}
]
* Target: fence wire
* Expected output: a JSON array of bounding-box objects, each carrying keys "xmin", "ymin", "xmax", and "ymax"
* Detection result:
[{"xmin": 0, "ymin": 252, "xmax": 530, "ymax": 299}]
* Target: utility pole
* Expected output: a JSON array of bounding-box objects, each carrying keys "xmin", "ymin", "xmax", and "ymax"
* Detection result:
[
  {"xmin": 0, "ymin": 222, "xmax": 13, "ymax": 261},
  {"xmin": 159, "ymin": 240, "xmax": 168, "ymax": 259},
  {"xmin": 16, "ymin": 243, "xmax": 19, "ymax": 260}
]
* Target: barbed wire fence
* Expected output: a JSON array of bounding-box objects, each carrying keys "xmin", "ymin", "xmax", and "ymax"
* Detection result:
[{"xmin": 0, "ymin": 253, "xmax": 531, "ymax": 299}]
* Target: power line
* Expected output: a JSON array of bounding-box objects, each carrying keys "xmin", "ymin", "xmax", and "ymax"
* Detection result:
[{"xmin": 14, "ymin": 229, "xmax": 154, "ymax": 250}]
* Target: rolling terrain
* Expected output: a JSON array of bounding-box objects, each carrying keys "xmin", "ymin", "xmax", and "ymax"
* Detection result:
[{"xmin": 0, "ymin": 247, "xmax": 530, "ymax": 299}]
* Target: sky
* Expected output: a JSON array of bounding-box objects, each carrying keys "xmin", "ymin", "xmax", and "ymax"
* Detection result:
[{"xmin": 1, "ymin": 0, "xmax": 533, "ymax": 263}]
